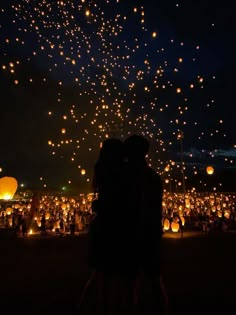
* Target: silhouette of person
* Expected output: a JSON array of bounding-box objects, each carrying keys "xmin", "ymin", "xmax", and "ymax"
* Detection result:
[
  {"xmin": 85, "ymin": 138, "xmax": 136, "ymax": 315},
  {"xmin": 40, "ymin": 213, "xmax": 46, "ymax": 236},
  {"xmin": 21, "ymin": 216, "xmax": 28, "ymax": 238},
  {"xmin": 124, "ymin": 134, "xmax": 167, "ymax": 314}
]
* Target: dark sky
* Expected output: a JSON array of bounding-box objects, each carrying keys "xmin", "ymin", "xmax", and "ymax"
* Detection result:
[{"xmin": 0, "ymin": 0, "xmax": 235, "ymax": 191}]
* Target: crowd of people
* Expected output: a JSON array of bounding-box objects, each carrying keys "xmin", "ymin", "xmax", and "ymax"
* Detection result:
[
  {"xmin": 0, "ymin": 192, "xmax": 234, "ymax": 238},
  {"xmin": 0, "ymin": 195, "xmax": 94, "ymax": 237}
]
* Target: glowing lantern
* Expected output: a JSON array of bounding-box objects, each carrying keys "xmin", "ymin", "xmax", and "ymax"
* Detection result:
[
  {"xmin": 224, "ymin": 210, "xmax": 230, "ymax": 219},
  {"xmin": 6, "ymin": 207, "xmax": 12, "ymax": 215},
  {"xmin": 163, "ymin": 218, "xmax": 170, "ymax": 231},
  {"xmin": 164, "ymin": 165, "xmax": 170, "ymax": 172},
  {"xmin": 61, "ymin": 203, "xmax": 67, "ymax": 210},
  {"xmin": 61, "ymin": 128, "xmax": 66, "ymax": 134},
  {"xmin": 180, "ymin": 216, "xmax": 185, "ymax": 226},
  {"xmin": 206, "ymin": 166, "xmax": 214, "ymax": 175},
  {"xmin": 0, "ymin": 176, "xmax": 18, "ymax": 200},
  {"xmin": 81, "ymin": 169, "xmax": 86, "ymax": 175},
  {"xmin": 185, "ymin": 199, "xmax": 190, "ymax": 208},
  {"xmin": 171, "ymin": 222, "xmax": 179, "ymax": 233}
]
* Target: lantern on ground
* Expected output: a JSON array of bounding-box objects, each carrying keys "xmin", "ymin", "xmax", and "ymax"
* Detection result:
[
  {"xmin": 0, "ymin": 177, "xmax": 18, "ymax": 200},
  {"xmin": 180, "ymin": 216, "xmax": 185, "ymax": 226},
  {"xmin": 163, "ymin": 218, "xmax": 170, "ymax": 231},
  {"xmin": 171, "ymin": 221, "xmax": 179, "ymax": 232},
  {"xmin": 61, "ymin": 203, "xmax": 67, "ymax": 210},
  {"xmin": 224, "ymin": 211, "xmax": 230, "ymax": 219},
  {"xmin": 6, "ymin": 207, "xmax": 12, "ymax": 215}
]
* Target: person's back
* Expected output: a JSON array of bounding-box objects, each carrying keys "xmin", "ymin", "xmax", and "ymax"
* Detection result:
[
  {"xmin": 124, "ymin": 140, "xmax": 163, "ymax": 274},
  {"xmin": 124, "ymin": 134, "xmax": 165, "ymax": 314},
  {"xmin": 86, "ymin": 138, "xmax": 137, "ymax": 315},
  {"xmin": 89, "ymin": 138, "xmax": 128, "ymax": 273}
]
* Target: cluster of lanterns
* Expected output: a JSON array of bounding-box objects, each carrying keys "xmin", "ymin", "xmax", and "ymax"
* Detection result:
[{"xmin": 163, "ymin": 216, "xmax": 185, "ymax": 233}]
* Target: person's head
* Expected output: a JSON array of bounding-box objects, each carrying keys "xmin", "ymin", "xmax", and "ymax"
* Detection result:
[
  {"xmin": 98, "ymin": 138, "xmax": 124, "ymax": 164},
  {"xmin": 124, "ymin": 134, "xmax": 149, "ymax": 161}
]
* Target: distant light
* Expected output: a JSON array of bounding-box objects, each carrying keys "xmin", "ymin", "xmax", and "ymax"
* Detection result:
[
  {"xmin": 81, "ymin": 169, "xmax": 86, "ymax": 175},
  {"xmin": 152, "ymin": 32, "xmax": 157, "ymax": 38},
  {"xmin": 206, "ymin": 166, "xmax": 214, "ymax": 175}
]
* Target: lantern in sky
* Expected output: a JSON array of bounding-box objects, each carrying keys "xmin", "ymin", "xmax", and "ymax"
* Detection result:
[
  {"xmin": 81, "ymin": 169, "xmax": 86, "ymax": 175},
  {"xmin": 206, "ymin": 166, "xmax": 214, "ymax": 175},
  {"xmin": 0, "ymin": 176, "xmax": 18, "ymax": 200}
]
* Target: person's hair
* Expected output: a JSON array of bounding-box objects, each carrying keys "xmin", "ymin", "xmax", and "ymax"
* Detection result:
[
  {"xmin": 124, "ymin": 134, "xmax": 149, "ymax": 159},
  {"xmin": 92, "ymin": 138, "xmax": 124, "ymax": 192},
  {"xmin": 98, "ymin": 138, "xmax": 124, "ymax": 162}
]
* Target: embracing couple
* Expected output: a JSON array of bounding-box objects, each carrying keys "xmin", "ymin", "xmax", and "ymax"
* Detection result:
[{"xmin": 82, "ymin": 134, "xmax": 167, "ymax": 315}]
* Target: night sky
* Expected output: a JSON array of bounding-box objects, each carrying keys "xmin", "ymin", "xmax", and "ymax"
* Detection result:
[{"xmin": 0, "ymin": 0, "xmax": 235, "ymax": 192}]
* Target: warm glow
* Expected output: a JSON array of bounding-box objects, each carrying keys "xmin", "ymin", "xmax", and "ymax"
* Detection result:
[
  {"xmin": 171, "ymin": 222, "xmax": 179, "ymax": 232},
  {"xmin": 163, "ymin": 218, "xmax": 170, "ymax": 231},
  {"xmin": 81, "ymin": 169, "xmax": 86, "ymax": 175},
  {"xmin": 206, "ymin": 166, "xmax": 214, "ymax": 175},
  {"xmin": 0, "ymin": 177, "xmax": 18, "ymax": 200}
]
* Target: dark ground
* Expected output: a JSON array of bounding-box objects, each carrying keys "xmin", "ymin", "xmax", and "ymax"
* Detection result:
[{"xmin": 0, "ymin": 231, "xmax": 235, "ymax": 314}]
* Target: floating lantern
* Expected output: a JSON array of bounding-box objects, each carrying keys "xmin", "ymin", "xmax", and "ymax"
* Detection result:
[
  {"xmin": 206, "ymin": 166, "xmax": 214, "ymax": 175},
  {"xmin": 81, "ymin": 169, "xmax": 86, "ymax": 175},
  {"xmin": 0, "ymin": 176, "xmax": 18, "ymax": 200}
]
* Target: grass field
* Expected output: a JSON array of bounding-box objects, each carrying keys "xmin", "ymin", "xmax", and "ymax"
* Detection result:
[{"xmin": 0, "ymin": 231, "xmax": 235, "ymax": 314}]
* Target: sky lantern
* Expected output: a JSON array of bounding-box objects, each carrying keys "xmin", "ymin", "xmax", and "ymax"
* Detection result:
[
  {"xmin": 206, "ymin": 166, "xmax": 214, "ymax": 175},
  {"xmin": 61, "ymin": 128, "xmax": 66, "ymax": 134},
  {"xmin": 0, "ymin": 176, "xmax": 18, "ymax": 200},
  {"xmin": 81, "ymin": 169, "xmax": 86, "ymax": 175},
  {"xmin": 152, "ymin": 32, "xmax": 157, "ymax": 38}
]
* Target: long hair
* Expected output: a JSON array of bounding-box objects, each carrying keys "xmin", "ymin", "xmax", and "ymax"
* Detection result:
[{"xmin": 92, "ymin": 138, "xmax": 124, "ymax": 193}]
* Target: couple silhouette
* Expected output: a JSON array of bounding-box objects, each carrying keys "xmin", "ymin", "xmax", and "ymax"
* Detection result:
[{"xmin": 80, "ymin": 134, "xmax": 167, "ymax": 315}]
